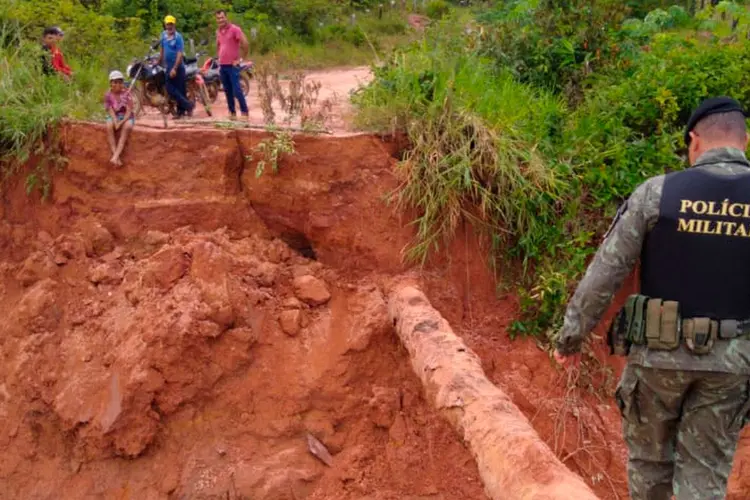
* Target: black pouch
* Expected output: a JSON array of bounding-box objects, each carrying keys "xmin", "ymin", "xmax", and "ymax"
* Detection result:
[
  {"xmin": 607, "ymin": 294, "xmax": 649, "ymax": 355},
  {"xmin": 607, "ymin": 309, "xmax": 628, "ymax": 355}
]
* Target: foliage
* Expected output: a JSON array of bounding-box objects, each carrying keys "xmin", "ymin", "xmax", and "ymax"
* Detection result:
[
  {"xmin": 0, "ymin": 18, "xmax": 102, "ymax": 194},
  {"xmin": 355, "ymin": 1, "xmax": 750, "ymax": 339},
  {"xmin": 474, "ymin": 0, "xmax": 632, "ymax": 97},
  {"xmin": 426, "ymin": 1, "xmax": 452, "ymax": 20},
  {"xmin": 568, "ymin": 33, "xmax": 750, "ymax": 206},
  {"xmin": 250, "ymin": 128, "xmax": 296, "ymax": 177},
  {"xmin": 102, "ymin": 0, "xmax": 224, "ymax": 39},
  {"xmin": 4, "ymin": 0, "xmax": 419, "ymax": 72},
  {"xmin": 354, "ymin": 23, "xmax": 569, "ymax": 266},
  {"xmin": 620, "ymin": 5, "xmax": 694, "ymax": 43},
  {"xmin": 4, "ymin": 0, "xmax": 142, "ymax": 68}
]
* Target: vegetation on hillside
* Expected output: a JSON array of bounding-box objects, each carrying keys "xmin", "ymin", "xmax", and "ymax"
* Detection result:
[{"xmin": 354, "ymin": 0, "xmax": 750, "ymax": 339}]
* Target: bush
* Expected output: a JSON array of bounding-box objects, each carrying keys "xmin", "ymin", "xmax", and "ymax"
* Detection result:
[
  {"xmin": 6, "ymin": 0, "xmax": 142, "ymax": 68},
  {"xmin": 354, "ymin": 26, "xmax": 568, "ymax": 266},
  {"xmin": 475, "ymin": 0, "xmax": 631, "ymax": 97},
  {"xmin": 0, "ymin": 19, "xmax": 110, "ymax": 198},
  {"xmin": 569, "ymin": 34, "xmax": 750, "ymax": 205},
  {"xmin": 426, "ymin": 0, "xmax": 451, "ymax": 20}
]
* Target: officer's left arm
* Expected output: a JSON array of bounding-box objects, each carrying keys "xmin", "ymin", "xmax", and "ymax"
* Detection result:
[{"xmin": 554, "ymin": 176, "xmax": 663, "ymax": 355}]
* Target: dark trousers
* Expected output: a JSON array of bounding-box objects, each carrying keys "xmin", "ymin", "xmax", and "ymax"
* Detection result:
[
  {"xmin": 165, "ymin": 64, "xmax": 193, "ymax": 115},
  {"xmin": 219, "ymin": 65, "xmax": 248, "ymax": 115}
]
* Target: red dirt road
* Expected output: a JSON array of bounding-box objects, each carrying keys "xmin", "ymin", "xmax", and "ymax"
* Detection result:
[{"xmin": 136, "ymin": 66, "xmax": 374, "ymax": 135}]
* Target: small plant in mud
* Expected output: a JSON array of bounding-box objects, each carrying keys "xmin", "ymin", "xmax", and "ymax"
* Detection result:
[
  {"xmin": 254, "ymin": 60, "xmax": 335, "ymax": 130},
  {"xmin": 255, "ymin": 61, "xmax": 278, "ymax": 125},
  {"xmin": 249, "ymin": 127, "xmax": 296, "ymax": 178},
  {"xmin": 13, "ymin": 127, "xmax": 68, "ymax": 201},
  {"xmin": 24, "ymin": 141, "xmax": 68, "ymax": 201}
]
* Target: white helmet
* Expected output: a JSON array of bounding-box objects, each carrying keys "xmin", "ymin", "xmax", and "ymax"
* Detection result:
[{"xmin": 109, "ymin": 70, "xmax": 124, "ymax": 81}]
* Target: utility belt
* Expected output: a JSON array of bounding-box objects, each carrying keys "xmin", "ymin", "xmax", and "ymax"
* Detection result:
[{"xmin": 607, "ymin": 294, "xmax": 750, "ymax": 356}]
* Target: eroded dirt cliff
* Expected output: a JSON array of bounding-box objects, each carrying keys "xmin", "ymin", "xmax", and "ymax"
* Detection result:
[{"xmin": 1, "ymin": 122, "xmax": 749, "ymax": 499}]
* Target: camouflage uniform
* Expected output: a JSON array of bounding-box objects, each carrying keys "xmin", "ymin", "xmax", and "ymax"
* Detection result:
[{"xmin": 555, "ymin": 147, "xmax": 750, "ymax": 500}]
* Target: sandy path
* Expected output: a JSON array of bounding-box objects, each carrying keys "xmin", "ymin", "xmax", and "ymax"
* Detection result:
[{"xmin": 135, "ymin": 66, "xmax": 374, "ymax": 135}]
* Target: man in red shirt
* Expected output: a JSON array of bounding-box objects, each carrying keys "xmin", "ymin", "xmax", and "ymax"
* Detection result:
[
  {"xmin": 41, "ymin": 27, "xmax": 72, "ymax": 80},
  {"xmin": 215, "ymin": 10, "xmax": 249, "ymax": 120}
]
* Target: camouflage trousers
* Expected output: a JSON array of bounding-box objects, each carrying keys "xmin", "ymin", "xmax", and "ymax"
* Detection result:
[{"xmin": 616, "ymin": 364, "xmax": 750, "ymax": 500}]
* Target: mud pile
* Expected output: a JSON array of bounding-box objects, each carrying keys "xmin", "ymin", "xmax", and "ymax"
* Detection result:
[
  {"xmin": 0, "ymin": 224, "xmax": 486, "ymax": 498},
  {"xmin": 1, "ymin": 122, "xmax": 750, "ymax": 499}
]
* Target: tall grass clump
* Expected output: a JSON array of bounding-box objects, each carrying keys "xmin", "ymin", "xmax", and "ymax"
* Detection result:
[
  {"xmin": 0, "ymin": 16, "xmax": 119, "ymax": 198},
  {"xmin": 354, "ymin": 23, "xmax": 570, "ymax": 269}
]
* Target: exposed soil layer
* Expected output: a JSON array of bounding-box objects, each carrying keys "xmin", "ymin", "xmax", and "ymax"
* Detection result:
[{"xmin": 2, "ymin": 122, "xmax": 750, "ymax": 499}]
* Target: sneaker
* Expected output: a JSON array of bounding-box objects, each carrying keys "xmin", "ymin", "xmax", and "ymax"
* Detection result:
[{"xmin": 229, "ymin": 114, "xmax": 237, "ymax": 121}]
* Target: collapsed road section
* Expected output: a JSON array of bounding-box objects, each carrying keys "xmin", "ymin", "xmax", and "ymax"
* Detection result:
[{"xmin": 2, "ymin": 122, "xmax": 750, "ymax": 498}]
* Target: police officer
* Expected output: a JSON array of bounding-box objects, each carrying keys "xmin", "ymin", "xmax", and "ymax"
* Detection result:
[{"xmin": 554, "ymin": 96, "xmax": 750, "ymax": 500}]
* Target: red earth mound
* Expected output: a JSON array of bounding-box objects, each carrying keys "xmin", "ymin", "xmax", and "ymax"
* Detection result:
[{"xmin": 1, "ymin": 121, "xmax": 749, "ymax": 499}]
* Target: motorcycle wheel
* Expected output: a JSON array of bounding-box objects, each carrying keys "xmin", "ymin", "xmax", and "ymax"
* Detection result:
[
  {"xmin": 130, "ymin": 85, "xmax": 145, "ymax": 118},
  {"xmin": 240, "ymin": 72, "xmax": 251, "ymax": 96},
  {"xmin": 207, "ymin": 82, "xmax": 219, "ymax": 103}
]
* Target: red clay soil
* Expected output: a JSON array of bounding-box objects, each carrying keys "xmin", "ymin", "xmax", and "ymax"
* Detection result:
[{"xmin": 1, "ymin": 121, "xmax": 749, "ymax": 499}]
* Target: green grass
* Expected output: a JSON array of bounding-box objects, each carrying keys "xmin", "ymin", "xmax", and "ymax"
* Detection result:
[
  {"xmin": 0, "ymin": 19, "xmax": 107, "ymax": 196},
  {"xmin": 253, "ymin": 32, "xmax": 414, "ymax": 70},
  {"xmin": 353, "ymin": 27, "xmax": 569, "ymax": 268}
]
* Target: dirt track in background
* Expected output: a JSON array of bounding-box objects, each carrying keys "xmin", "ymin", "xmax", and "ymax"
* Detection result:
[{"xmin": 135, "ymin": 66, "xmax": 374, "ymax": 135}]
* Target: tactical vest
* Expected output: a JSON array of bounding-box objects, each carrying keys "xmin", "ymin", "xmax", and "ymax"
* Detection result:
[{"xmin": 641, "ymin": 166, "xmax": 750, "ymax": 319}]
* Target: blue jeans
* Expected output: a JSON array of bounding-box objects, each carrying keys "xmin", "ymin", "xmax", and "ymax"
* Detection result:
[
  {"xmin": 165, "ymin": 64, "xmax": 193, "ymax": 116},
  {"xmin": 220, "ymin": 65, "xmax": 248, "ymax": 115},
  {"xmin": 106, "ymin": 113, "xmax": 135, "ymax": 126}
]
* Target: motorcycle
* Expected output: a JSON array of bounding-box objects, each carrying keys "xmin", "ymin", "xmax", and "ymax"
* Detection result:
[
  {"xmin": 126, "ymin": 43, "xmax": 212, "ymax": 125},
  {"xmin": 186, "ymin": 50, "xmax": 219, "ymax": 109},
  {"xmin": 199, "ymin": 57, "xmax": 221, "ymax": 103},
  {"xmin": 200, "ymin": 56, "xmax": 254, "ymax": 100}
]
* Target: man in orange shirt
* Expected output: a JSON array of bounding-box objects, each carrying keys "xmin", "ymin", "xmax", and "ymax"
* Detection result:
[{"xmin": 41, "ymin": 26, "xmax": 72, "ymax": 80}]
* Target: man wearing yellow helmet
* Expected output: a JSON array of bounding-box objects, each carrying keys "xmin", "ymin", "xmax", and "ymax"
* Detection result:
[{"xmin": 159, "ymin": 14, "xmax": 194, "ymax": 118}]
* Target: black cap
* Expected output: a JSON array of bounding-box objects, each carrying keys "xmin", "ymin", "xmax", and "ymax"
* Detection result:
[{"xmin": 685, "ymin": 96, "xmax": 747, "ymax": 146}]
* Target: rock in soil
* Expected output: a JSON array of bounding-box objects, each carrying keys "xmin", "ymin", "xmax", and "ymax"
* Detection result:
[{"xmin": 293, "ymin": 275, "xmax": 331, "ymax": 306}]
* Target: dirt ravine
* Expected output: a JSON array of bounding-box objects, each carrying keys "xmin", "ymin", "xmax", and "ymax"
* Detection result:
[{"xmin": 2, "ymin": 122, "xmax": 750, "ymax": 499}]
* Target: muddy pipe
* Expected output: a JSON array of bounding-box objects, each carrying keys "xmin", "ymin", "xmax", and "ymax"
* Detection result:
[{"xmin": 387, "ymin": 286, "xmax": 600, "ymax": 500}]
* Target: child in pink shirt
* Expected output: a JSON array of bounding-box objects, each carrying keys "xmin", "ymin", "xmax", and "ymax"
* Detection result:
[{"xmin": 103, "ymin": 70, "xmax": 134, "ymax": 167}]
